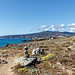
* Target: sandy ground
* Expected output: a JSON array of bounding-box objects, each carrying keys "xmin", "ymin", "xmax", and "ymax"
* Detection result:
[{"xmin": 0, "ymin": 57, "xmax": 17, "ymax": 75}]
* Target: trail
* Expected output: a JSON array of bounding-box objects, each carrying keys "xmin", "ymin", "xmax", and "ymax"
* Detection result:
[{"xmin": 0, "ymin": 57, "xmax": 16, "ymax": 75}]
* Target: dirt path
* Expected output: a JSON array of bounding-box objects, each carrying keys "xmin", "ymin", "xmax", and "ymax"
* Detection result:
[{"xmin": 0, "ymin": 57, "xmax": 17, "ymax": 75}]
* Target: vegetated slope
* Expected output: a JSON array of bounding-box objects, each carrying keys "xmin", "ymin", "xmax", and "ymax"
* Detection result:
[
  {"xmin": 0, "ymin": 36, "xmax": 75, "ymax": 75},
  {"xmin": 0, "ymin": 31, "xmax": 75, "ymax": 39}
]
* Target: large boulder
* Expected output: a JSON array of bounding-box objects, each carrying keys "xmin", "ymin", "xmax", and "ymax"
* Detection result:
[
  {"xmin": 14, "ymin": 57, "xmax": 37, "ymax": 66},
  {"xmin": 32, "ymin": 48, "xmax": 44, "ymax": 55}
]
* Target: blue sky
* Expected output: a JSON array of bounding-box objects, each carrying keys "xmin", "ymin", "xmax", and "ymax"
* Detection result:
[{"xmin": 0, "ymin": 0, "xmax": 75, "ymax": 36}]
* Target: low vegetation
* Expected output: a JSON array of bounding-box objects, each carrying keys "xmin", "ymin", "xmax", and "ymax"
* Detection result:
[{"xmin": 0, "ymin": 36, "xmax": 75, "ymax": 75}]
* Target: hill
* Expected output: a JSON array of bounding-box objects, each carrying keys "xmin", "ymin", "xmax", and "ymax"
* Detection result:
[{"xmin": 0, "ymin": 31, "xmax": 75, "ymax": 39}]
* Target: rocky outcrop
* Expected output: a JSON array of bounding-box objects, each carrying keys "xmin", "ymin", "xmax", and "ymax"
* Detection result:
[
  {"xmin": 14, "ymin": 57, "xmax": 37, "ymax": 66},
  {"xmin": 32, "ymin": 48, "xmax": 44, "ymax": 55},
  {"xmin": 68, "ymin": 43, "xmax": 75, "ymax": 50},
  {"xmin": 14, "ymin": 46, "xmax": 37, "ymax": 66}
]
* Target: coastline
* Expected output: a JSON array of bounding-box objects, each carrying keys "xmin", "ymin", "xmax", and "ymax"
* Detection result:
[{"xmin": 0, "ymin": 37, "xmax": 75, "ymax": 75}]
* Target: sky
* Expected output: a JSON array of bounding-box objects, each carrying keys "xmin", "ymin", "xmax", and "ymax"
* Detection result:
[{"xmin": 0, "ymin": 0, "xmax": 75, "ymax": 36}]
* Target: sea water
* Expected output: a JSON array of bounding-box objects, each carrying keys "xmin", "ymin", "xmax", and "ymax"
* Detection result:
[{"xmin": 0, "ymin": 39, "xmax": 27, "ymax": 47}]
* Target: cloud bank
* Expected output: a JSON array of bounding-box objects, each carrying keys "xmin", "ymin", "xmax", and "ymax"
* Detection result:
[{"xmin": 40, "ymin": 23, "xmax": 75, "ymax": 33}]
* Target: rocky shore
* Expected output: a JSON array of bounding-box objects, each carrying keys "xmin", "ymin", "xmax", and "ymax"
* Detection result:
[{"xmin": 0, "ymin": 36, "xmax": 75, "ymax": 75}]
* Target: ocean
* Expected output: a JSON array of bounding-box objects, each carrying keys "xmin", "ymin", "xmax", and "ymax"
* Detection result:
[{"xmin": 0, "ymin": 39, "xmax": 27, "ymax": 47}]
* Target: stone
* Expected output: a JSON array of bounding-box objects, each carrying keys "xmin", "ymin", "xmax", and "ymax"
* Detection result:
[
  {"xmin": 0, "ymin": 55, "xmax": 1, "ymax": 57},
  {"xmin": 1, "ymin": 59, "xmax": 5, "ymax": 62},
  {"xmin": 24, "ymin": 46, "xmax": 29, "ymax": 58},
  {"xmin": 24, "ymin": 46, "xmax": 28, "ymax": 50},
  {"xmin": 14, "ymin": 46, "xmax": 37, "ymax": 66},
  {"xmin": 0, "ymin": 59, "xmax": 8, "ymax": 64},
  {"xmin": 32, "ymin": 48, "xmax": 44, "ymax": 55},
  {"xmin": 14, "ymin": 57, "xmax": 37, "ymax": 66},
  {"xmin": 68, "ymin": 43, "xmax": 75, "ymax": 50},
  {"xmin": 24, "ymin": 54, "xmax": 29, "ymax": 58},
  {"xmin": 57, "ymin": 62, "xmax": 61, "ymax": 65},
  {"xmin": 11, "ymin": 67, "xmax": 13, "ymax": 69},
  {"xmin": 3, "ymin": 44, "xmax": 9, "ymax": 48},
  {"xmin": 4, "ymin": 61, "xmax": 8, "ymax": 64}
]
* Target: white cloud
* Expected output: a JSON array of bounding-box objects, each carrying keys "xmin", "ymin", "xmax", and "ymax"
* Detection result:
[
  {"xmin": 59, "ymin": 24, "xmax": 65, "ymax": 27},
  {"xmin": 40, "ymin": 23, "xmax": 75, "ymax": 32},
  {"xmin": 45, "ymin": 25, "xmax": 56, "ymax": 31},
  {"xmin": 58, "ymin": 28, "xmax": 65, "ymax": 31},
  {"xmin": 70, "ymin": 27, "xmax": 75, "ymax": 30},
  {"xmin": 45, "ymin": 28, "xmax": 49, "ymax": 31},
  {"xmin": 61, "ymin": 28, "xmax": 64, "ymax": 30},
  {"xmin": 45, "ymin": 25, "xmax": 55, "ymax": 31},
  {"xmin": 71, "ymin": 23, "xmax": 75, "ymax": 25},
  {"xmin": 51, "ymin": 25, "xmax": 54, "ymax": 28},
  {"xmin": 68, "ymin": 24, "xmax": 71, "ymax": 27},
  {"xmin": 68, "ymin": 23, "xmax": 75, "ymax": 27},
  {"xmin": 69, "ymin": 30, "xmax": 74, "ymax": 32},
  {"xmin": 40, "ymin": 25, "xmax": 46, "ymax": 29},
  {"xmin": 45, "ymin": 27, "xmax": 51, "ymax": 31},
  {"xmin": 51, "ymin": 28, "xmax": 56, "ymax": 31}
]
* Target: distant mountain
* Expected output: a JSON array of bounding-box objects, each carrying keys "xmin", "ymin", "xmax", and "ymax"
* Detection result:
[{"xmin": 0, "ymin": 31, "xmax": 75, "ymax": 39}]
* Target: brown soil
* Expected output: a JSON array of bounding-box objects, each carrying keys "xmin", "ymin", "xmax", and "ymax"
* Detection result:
[{"xmin": 0, "ymin": 57, "xmax": 17, "ymax": 75}]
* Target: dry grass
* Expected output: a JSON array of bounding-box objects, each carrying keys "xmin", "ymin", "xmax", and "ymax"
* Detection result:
[{"xmin": 0, "ymin": 36, "xmax": 75, "ymax": 75}]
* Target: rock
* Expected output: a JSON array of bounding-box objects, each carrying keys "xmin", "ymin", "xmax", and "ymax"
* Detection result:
[
  {"xmin": 1, "ymin": 59, "xmax": 4, "ymax": 62},
  {"xmin": 24, "ymin": 46, "xmax": 28, "ymax": 50},
  {"xmin": 68, "ymin": 43, "xmax": 75, "ymax": 50},
  {"xmin": 11, "ymin": 67, "xmax": 13, "ymax": 69},
  {"xmin": 14, "ymin": 57, "xmax": 37, "ymax": 66},
  {"xmin": 70, "ymin": 54, "xmax": 75, "ymax": 59},
  {"xmin": 0, "ymin": 59, "xmax": 8, "ymax": 64},
  {"xmin": 1, "ymin": 54, "xmax": 8, "ymax": 57},
  {"xmin": 66, "ymin": 69, "xmax": 73, "ymax": 75},
  {"xmin": 32, "ymin": 48, "xmax": 44, "ymax": 55},
  {"xmin": 14, "ymin": 46, "xmax": 37, "ymax": 66},
  {"xmin": 0, "ymin": 55, "xmax": 1, "ymax": 57},
  {"xmin": 4, "ymin": 61, "xmax": 8, "ymax": 64},
  {"xmin": 57, "ymin": 62, "xmax": 61, "ymax": 65},
  {"xmin": 3, "ymin": 44, "xmax": 9, "ymax": 48},
  {"xmin": 24, "ymin": 46, "xmax": 29, "ymax": 58}
]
